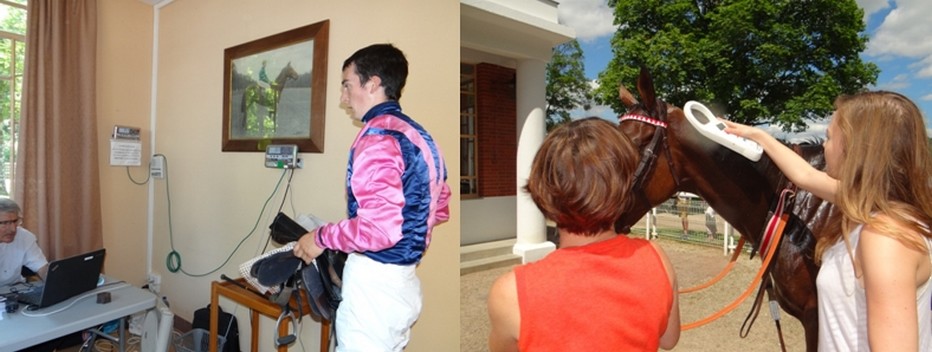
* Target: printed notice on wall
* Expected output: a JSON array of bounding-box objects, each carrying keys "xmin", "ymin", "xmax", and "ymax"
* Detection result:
[{"xmin": 110, "ymin": 139, "xmax": 142, "ymax": 166}]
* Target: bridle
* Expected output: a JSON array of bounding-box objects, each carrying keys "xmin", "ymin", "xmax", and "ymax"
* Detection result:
[{"xmin": 618, "ymin": 102, "xmax": 682, "ymax": 229}]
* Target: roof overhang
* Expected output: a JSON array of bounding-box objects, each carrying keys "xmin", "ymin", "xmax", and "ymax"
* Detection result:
[{"xmin": 461, "ymin": 0, "xmax": 575, "ymax": 62}]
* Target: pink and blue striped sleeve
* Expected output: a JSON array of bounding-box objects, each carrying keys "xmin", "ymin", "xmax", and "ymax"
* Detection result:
[{"xmin": 315, "ymin": 134, "xmax": 405, "ymax": 252}]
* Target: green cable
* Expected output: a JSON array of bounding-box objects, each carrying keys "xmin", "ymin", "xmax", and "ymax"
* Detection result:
[{"xmin": 158, "ymin": 154, "xmax": 291, "ymax": 276}]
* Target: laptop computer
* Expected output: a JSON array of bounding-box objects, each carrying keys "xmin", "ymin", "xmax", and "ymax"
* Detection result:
[{"xmin": 17, "ymin": 248, "xmax": 106, "ymax": 308}]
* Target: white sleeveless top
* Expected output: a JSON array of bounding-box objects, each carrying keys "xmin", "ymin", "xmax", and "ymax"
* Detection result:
[{"xmin": 816, "ymin": 224, "xmax": 932, "ymax": 351}]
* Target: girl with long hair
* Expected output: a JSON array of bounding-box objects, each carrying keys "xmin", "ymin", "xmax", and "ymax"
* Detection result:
[{"xmin": 726, "ymin": 91, "xmax": 932, "ymax": 351}]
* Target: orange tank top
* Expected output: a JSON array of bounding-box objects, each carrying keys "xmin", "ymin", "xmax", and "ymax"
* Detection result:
[{"xmin": 515, "ymin": 235, "xmax": 672, "ymax": 351}]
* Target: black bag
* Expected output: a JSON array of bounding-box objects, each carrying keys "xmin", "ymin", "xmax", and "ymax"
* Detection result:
[
  {"xmin": 268, "ymin": 212, "xmax": 309, "ymax": 245},
  {"xmin": 192, "ymin": 304, "xmax": 240, "ymax": 352}
]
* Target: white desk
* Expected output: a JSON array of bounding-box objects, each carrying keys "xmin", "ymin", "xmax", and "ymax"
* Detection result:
[{"xmin": 0, "ymin": 279, "xmax": 156, "ymax": 352}]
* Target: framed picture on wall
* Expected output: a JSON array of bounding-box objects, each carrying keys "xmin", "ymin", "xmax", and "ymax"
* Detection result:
[{"xmin": 222, "ymin": 19, "xmax": 329, "ymax": 153}]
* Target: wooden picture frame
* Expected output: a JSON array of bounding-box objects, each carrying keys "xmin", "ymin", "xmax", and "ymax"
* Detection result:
[{"xmin": 222, "ymin": 20, "xmax": 329, "ymax": 152}]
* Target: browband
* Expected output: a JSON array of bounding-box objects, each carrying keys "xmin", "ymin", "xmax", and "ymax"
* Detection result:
[{"xmin": 619, "ymin": 113, "xmax": 668, "ymax": 128}]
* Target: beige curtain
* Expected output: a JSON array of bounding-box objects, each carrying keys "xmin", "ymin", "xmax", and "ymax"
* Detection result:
[{"xmin": 15, "ymin": 0, "xmax": 101, "ymax": 260}]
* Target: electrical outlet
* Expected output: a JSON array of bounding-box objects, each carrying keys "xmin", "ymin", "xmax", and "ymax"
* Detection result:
[
  {"xmin": 150, "ymin": 155, "xmax": 165, "ymax": 179},
  {"xmin": 147, "ymin": 272, "xmax": 161, "ymax": 293}
]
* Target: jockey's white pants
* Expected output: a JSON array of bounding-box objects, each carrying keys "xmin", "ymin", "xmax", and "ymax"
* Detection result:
[{"xmin": 335, "ymin": 253, "xmax": 422, "ymax": 352}]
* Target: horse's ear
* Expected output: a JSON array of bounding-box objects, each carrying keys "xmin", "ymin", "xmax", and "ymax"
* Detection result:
[
  {"xmin": 618, "ymin": 84, "xmax": 637, "ymax": 109},
  {"xmin": 636, "ymin": 66, "xmax": 659, "ymax": 116}
]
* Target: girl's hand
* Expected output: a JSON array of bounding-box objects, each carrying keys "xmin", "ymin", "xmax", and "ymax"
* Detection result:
[{"xmin": 720, "ymin": 119, "xmax": 761, "ymax": 142}]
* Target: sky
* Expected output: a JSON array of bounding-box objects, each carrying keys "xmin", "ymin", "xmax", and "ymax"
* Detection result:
[{"xmin": 557, "ymin": 0, "xmax": 932, "ymax": 138}]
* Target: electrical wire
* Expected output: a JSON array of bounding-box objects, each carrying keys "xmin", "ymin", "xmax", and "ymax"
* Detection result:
[
  {"xmin": 125, "ymin": 163, "xmax": 151, "ymax": 185},
  {"xmin": 91, "ymin": 335, "xmax": 142, "ymax": 352},
  {"xmin": 287, "ymin": 173, "xmax": 298, "ymax": 217},
  {"xmin": 278, "ymin": 168, "xmax": 295, "ymax": 213},
  {"xmin": 297, "ymin": 315, "xmax": 308, "ymax": 352},
  {"xmin": 147, "ymin": 155, "xmax": 300, "ymax": 349},
  {"xmin": 259, "ymin": 168, "xmax": 296, "ymax": 254},
  {"xmin": 160, "ymin": 154, "xmax": 292, "ymax": 277}
]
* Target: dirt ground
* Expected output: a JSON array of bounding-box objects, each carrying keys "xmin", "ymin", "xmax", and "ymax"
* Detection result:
[
  {"xmin": 660, "ymin": 238, "xmax": 806, "ymax": 351},
  {"xmin": 460, "ymin": 237, "xmax": 807, "ymax": 351}
]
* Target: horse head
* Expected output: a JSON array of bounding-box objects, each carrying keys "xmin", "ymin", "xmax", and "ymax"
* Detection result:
[
  {"xmin": 614, "ymin": 68, "xmax": 785, "ymax": 242},
  {"xmin": 277, "ymin": 62, "xmax": 299, "ymax": 86},
  {"xmin": 612, "ymin": 68, "xmax": 681, "ymax": 232}
]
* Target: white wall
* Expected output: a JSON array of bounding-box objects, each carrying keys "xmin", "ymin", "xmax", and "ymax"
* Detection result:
[
  {"xmin": 461, "ymin": 196, "xmax": 517, "ymax": 245},
  {"xmin": 97, "ymin": 0, "xmax": 154, "ymax": 289}
]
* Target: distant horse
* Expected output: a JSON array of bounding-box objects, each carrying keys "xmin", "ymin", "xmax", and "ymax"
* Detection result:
[
  {"xmin": 241, "ymin": 61, "xmax": 299, "ymax": 136},
  {"xmin": 613, "ymin": 68, "xmax": 834, "ymax": 352}
]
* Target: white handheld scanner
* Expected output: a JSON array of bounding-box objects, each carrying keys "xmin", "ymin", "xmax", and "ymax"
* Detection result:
[{"xmin": 683, "ymin": 101, "xmax": 763, "ymax": 162}]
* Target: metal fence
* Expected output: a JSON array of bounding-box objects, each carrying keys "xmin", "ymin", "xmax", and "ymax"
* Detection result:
[{"xmin": 631, "ymin": 192, "xmax": 740, "ymax": 256}]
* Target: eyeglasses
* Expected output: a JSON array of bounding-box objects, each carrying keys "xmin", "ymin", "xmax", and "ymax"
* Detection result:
[{"xmin": 0, "ymin": 218, "xmax": 21, "ymax": 227}]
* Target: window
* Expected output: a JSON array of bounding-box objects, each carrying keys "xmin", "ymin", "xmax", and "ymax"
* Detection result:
[
  {"xmin": 0, "ymin": 0, "xmax": 26, "ymax": 196},
  {"xmin": 460, "ymin": 63, "xmax": 478, "ymax": 198}
]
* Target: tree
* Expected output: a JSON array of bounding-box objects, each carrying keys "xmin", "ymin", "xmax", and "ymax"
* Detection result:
[
  {"xmin": 596, "ymin": 0, "xmax": 879, "ymax": 131},
  {"xmin": 546, "ymin": 39, "xmax": 591, "ymax": 131}
]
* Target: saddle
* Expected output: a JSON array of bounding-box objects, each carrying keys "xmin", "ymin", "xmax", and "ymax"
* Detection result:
[{"xmin": 243, "ymin": 212, "xmax": 347, "ymax": 321}]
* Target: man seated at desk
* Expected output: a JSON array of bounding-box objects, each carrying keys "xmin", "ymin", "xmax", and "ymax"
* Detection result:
[
  {"xmin": 0, "ymin": 197, "xmax": 82, "ymax": 352},
  {"xmin": 0, "ymin": 197, "xmax": 47, "ymax": 286}
]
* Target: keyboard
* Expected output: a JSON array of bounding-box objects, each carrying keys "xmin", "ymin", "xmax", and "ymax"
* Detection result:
[{"xmin": 15, "ymin": 285, "xmax": 43, "ymax": 305}]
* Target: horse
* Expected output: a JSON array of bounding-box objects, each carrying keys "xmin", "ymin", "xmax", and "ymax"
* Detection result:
[
  {"xmin": 613, "ymin": 68, "xmax": 834, "ymax": 352},
  {"xmin": 240, "ymin": 61, "xmax": 299, "ymax": 136}
]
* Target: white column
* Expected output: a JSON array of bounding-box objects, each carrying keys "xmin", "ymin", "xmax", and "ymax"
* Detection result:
[{"xmin": 513, "ymin": 58, "xmax": 555, "ymax": 263}]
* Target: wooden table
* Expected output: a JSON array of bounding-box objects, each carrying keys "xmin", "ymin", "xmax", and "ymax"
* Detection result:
[{"xmin": 210, "ymin": 278, "xmax": 330, "ymax": 352}]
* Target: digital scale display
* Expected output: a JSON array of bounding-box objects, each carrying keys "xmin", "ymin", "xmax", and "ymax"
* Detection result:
[{"xmin": 265, "ymin": 144, "xmax": 301, "ymax": 169}]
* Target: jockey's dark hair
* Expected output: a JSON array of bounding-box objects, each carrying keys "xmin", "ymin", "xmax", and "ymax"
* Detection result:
[{"xmin": 343, "ymin": 43, "xmax": 408, "ymax": 101}]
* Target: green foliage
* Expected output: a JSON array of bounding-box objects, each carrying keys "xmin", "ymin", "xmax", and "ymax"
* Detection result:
[
  {"xmin": 545, "ymin": 39, "xmax": 592, "ymax": 131},
  {"xmin": 0, "ymin": 2, "xmax": 26, "ymax": 196},
  {"xmin": 242, "ymin": 84, "xmax": 282, "ymax": 138},
  {"xmin": 596, "ymin": 0, "xmax": 879, "ymax": 131},
  {"xmin": 0, "ymin": 4, "xmax": 26, "ymax": 36}
]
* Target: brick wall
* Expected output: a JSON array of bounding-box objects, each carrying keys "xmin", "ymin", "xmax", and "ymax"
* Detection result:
[{"xmin": 475, "ymin": 63, "xmax": 516, "ymax": 197}]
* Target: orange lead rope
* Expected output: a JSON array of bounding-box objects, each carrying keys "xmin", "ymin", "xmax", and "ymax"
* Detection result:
[
  {"xmin": 680, "ymin": 190, "xmax": 793, "ymax": 331},
  {"xmin": 679, "ymin": 236, "xmax": 745, "ymax": 294}
]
